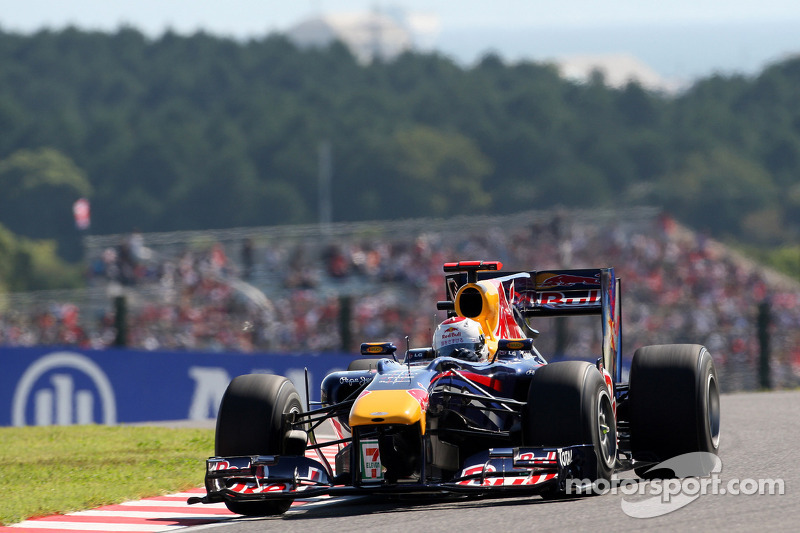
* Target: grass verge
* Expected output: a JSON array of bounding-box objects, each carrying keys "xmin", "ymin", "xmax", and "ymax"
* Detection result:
[{"xmin": 0, "ymin": 425, "xmax": 214, "ymax": 526}]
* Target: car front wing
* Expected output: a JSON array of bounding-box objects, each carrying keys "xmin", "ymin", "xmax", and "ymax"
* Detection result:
[{"xmin": 187, "ymin": 444, "xmax": 599, "ymax": 506}]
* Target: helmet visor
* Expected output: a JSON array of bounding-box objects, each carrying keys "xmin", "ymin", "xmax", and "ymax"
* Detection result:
[{"xmin": 436, "ymin": 342, "xmax": 484, "ymax": 359}]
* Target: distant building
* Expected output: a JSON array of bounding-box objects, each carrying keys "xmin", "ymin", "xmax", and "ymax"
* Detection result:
[
  {"xmin": 286, "ymin": 9, "xmax": 439, "ymax": 64},
  {"xmin": 286, "ymin": 11, "xmax": 679, "ymax": 92},
  {"xmin": 554, "ymin": 53, "xmax": 682, "ymax": 93}
]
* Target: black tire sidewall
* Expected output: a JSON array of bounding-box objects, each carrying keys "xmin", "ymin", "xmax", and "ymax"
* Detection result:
[
  {"xmin": 696, "ymin": 349, "xmax": 721, "ymax": 453},
  {"xmin": 524, "ymin": 361, "xmax": 616, "ymax": 484},
  {"xmin": 630, "ymin": 344, "xmax": 720, "ymax": 466},
  {"xmin": 591, "ymin": 381, "xmax": 617, "ymax": 479}
]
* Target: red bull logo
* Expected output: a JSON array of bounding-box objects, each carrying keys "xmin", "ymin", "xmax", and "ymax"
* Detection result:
[
  {"xmin": 441, "ymin": 333, "xmax": 463, "ymax": 343},
  {"xmin": 406, "ymin": 388, "xmax": 429, "ymax": 411},
  {"xmin": 440, "ymin": 326, "xmax": 463, "ymax": 342},
  {"xmin": 538, "ymin": 273, "xmax": 600, "ymax": 288}
]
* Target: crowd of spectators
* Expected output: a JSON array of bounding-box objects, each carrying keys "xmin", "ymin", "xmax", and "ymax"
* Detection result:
[{"xmin": 2, "ymin": 210, "xmax": 799, "ymax": 391}]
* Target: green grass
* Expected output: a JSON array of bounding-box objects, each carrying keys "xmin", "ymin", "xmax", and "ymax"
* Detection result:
[{"xmin": 0, "ymin": 425, "xmax": 214, "ymax": 526}]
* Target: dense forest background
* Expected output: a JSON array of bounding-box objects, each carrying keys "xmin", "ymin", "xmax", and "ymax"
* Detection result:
[{"xmin": 1, "ymin": 27, "xmax": 800, "ymax": 291}]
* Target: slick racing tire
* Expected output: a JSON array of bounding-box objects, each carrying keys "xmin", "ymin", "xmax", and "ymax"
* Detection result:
[
  {"xmin": 524, "ymin": 361, "xmax": 617, "ymax": 497},
  {"xmin": 629, "ymin": 344, "xmax": 720, "ymax": 479},
  {"xmin": 347, "ymin": 358, "xmax": 380, "ymax": 371},
  {"xmin": 215, "ymin": 374, "xmax": 303, "ymax": 516}
]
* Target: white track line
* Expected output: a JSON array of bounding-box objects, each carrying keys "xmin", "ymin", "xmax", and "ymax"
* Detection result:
[{"xmin": 5, "ymin": 438, "xmax": 342, "ymax": 532}]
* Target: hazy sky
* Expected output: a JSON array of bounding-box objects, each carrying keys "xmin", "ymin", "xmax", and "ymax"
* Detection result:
[
  {"xmin": 2, "ymin": 1, "xmax": 798, "ymax": 81},
  {"xmin": 2, "ymin": 1, "xmax": 799, "ymax": 37}
]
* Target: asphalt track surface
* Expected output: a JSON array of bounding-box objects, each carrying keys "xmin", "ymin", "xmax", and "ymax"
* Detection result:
[{"xmin": 6, "ymin": 391, "xmax": 797, "ymax": 532}]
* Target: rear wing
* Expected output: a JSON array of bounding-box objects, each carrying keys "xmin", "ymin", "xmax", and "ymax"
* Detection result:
[{"xmin": 444, "ymin": 267, "xmax": 622, "ymax": 383}]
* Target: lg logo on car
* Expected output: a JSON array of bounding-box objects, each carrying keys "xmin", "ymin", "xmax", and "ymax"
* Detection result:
[{"xmin": 12, "ymin": 352, "xmax": 117, "ymax": 426}]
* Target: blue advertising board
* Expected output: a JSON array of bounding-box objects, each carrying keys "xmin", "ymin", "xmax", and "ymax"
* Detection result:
[{"xmin": 0, "ymin": 347, "xmax": 359, "ymax": 427}]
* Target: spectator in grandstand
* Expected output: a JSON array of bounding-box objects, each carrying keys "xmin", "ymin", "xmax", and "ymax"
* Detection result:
[{"xmin": 7, "ymin": 209, "xmax": 799, "ymax": 391}]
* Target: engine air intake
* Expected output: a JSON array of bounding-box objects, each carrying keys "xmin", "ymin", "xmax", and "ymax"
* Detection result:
[{"xmin": 457, "ymin": 286, "xmax": 483, "ymax": 317}]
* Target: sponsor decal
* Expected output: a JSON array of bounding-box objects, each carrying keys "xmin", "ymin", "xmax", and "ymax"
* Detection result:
[
  {"xmin": 365, "ymin": 346, "xmax": 384, "ymax": 354},
  {"xmin": 538, "ymin": 273, "xmax": 601, "ymax": 288},
  {"xmin": 230, "ymin": 482, "xmax": 288, "ymax": 494},
  {"xmin": 377, "ymin": 369, "xmax": 421, "ymax": 384},
  {"xmin": 512, "ymin": 290, "xmax": 601, "ymax": 309},
  {"xmin": 458, "ymin": 464, "xmax": 497, "ymax": 485},
  {"xmin": 340, "ymin": 375, "xmax": 373, "ymax": 385},
  {"xmin": 536, "ymin": 290, "xmax": 601, "ymax": 306},
  {"xmin": 439, "ymin": 327, "xmax": 463, "ymax": 346},
  {"xmin": 209, "ymin": 457, "xmax": 250, "ymax": 471},
  {"xmin": 360, "ymin": 439, "xmax": 384, "ymax": 482},
  {"xmin": 212, "ymin": 460, "xmax": 233, "ymax": 471},
  {"xmin": 406, "ymin": 388, "xmax": 429, "ymax": 411},
  {"xmin": 12, "ymin": 352, "xmax": 117, "ymax": 426},
  {"xmin": 439, "ymin": 335, "xmax": 464, "ymax": 346},
  {"xmin": 515, "ymin": 451, "xmax": 557, "ymax": 464},
  {"xmin": 558, "ymin": 448, "xmax": 573, "ymax": 467},
  {"xmin": 457, "ymin": 463, "xmax": 554, "ymax": 486},
  {"xmin": 356, "ymin": 390, "xmax": 372, "ymax": 401}
]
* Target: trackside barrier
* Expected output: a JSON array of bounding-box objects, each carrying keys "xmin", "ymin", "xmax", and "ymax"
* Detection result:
[{"xmin": 0, "ymin": 347, "xmax": 358, "ymax": 427}]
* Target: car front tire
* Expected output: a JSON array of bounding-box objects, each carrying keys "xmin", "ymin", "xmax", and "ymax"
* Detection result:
[{"xmin": 215, "ymin": 373, "xmax": 303, "ymax": 515}]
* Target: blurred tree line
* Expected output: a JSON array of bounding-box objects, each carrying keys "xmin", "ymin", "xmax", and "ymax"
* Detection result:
[{"xmin": 1, "ymin": 27, "xmax": 800, "ymax": 289}]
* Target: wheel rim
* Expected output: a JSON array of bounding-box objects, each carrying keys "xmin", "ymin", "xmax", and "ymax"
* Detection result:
[
  {"xmin": 707, "ymin": 373, "xmax": 721, "ymax": 449},
  {"xmin": 597, "ymin": 390, "xmax": 616, "ymax": 467}
]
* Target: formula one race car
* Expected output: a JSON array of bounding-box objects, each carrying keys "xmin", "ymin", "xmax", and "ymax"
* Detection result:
[{"xmin": 189, "ymin": 261, "xmax": 721, "ymax": 515}]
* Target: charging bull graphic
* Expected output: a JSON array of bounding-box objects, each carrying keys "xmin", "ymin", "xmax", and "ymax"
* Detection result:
[{"xmin": 537, "ymin": 272, "xmax": 601, "ymax": 288}]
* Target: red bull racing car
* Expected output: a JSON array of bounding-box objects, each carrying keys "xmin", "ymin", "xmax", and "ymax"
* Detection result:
[{"xmin": 189, "ymin": 261, "xmax": 721, "ymax": 515}]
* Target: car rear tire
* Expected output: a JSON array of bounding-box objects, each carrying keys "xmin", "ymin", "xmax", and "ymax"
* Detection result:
[
  {"xmin": 215, "ymin": 374, "xmax": 303, "ymax": 516},
  {"xmin": 524, "ymin": 361, "xmax": 616, "ymax": 496},
  {"xmin": 629, "ymin": 344, "xmax": 720, "ymax": 478}
]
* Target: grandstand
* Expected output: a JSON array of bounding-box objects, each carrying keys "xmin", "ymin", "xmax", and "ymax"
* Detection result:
[{"xmin": 2, "ymin": 207, "xmax": 798, "ymax": 392}]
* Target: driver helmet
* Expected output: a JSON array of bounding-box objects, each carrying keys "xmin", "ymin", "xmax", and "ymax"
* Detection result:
[{"xmin": 433, "ymin": 317, "xmax": 489, "ymax": 362}]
